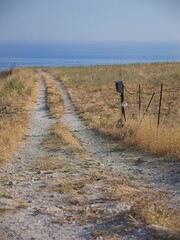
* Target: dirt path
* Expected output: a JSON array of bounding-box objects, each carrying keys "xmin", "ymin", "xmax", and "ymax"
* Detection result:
[{"xmin": 0, "ymin": 72, "xmax": 179, "ymax": 240}]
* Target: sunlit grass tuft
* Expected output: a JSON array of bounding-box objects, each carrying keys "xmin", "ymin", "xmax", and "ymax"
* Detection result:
[
  {"xmin": 125, "ymin": 116, "xmax": 180, "ymax": 157},
  {"xmin": 44, "ymin": 122, "xmax": 84, "ymax": 155}
]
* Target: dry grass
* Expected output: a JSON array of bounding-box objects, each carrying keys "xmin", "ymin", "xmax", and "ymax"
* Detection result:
[
  {"xmin": 46, "ymin": 63, "xmax": 180, "ymax": 159},
  {"xmin": 52, "ymin": 122, "xmax": 81, "ymax": 147},
  {"xmin": 15, "ymin": 200, "xmax": 27, "ymax": 209},
  {"xmin": 35, "ymin": 155, "xmax": 70, "ymax": 172},
  {"xmin": 125, "ymin": 116, "xmax": 180, "ymax": 157},
  {"xmin": 55, "ymin": 176, "xmax": 91, "ymax": 194},
  {"xmin": 43, "ymin": 122, "xmax": 84, "ymax": 155},
  {"xmin": 106, "ymin": 178, "xmax": 180, "ymax": 232},
  {"xmin": 40, "ymin": 71, "xmax": 64, "ymax": 118},
  {"xmin": 0, "ymin": 68, "xmax": 38, "ymax": 162},
  {"xmin": 0, "ymin": 207, "xmax": 14, "ymax": 215}
]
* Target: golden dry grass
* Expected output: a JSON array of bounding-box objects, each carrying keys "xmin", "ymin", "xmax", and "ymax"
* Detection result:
[
  {"xmin": 0, "ymin": 68, "xmax": 38, "ymax": 162},
  {"xmin": 46, "ymin": 63, "xmax": 180, "ymax": 159},
  {"xmin": 52, "ymin": 122, "xmax": 81, "ymax": 147},
  {"xmin": 40, "ymin": 71, "xmax": 64, "ymax": 118},
  {"xmin": 43, "ymin": 122, "xmax": 84, "ymax": 156},
  {"xmin": 125, "ymin": 116, "xmax": 180, "ymax": 157},
  {"xmin": 35, "ymin": 155, "xmax": 70, "ymax": 172},
  {"xmin": 105, "ymin": 178, "xmax": 180, "ymax": 232}
]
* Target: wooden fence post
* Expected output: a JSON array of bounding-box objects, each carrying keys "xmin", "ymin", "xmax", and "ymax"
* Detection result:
[
  {"xmin": 120, "ymin": 84, "xmax": 126, "ymax": 122},
  {"xmin": 138, "ymin": 92, "xmax": 155, "ymax": 127},
  {"xmin": 157, "ymin": 83, "xmax": 163, "ymax": 135},
  {"xmin": 138, "ymin": 84, "xmax": 141, "ymax": 117}
]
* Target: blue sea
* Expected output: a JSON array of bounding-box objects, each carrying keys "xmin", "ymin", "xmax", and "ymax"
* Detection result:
[{"xmin": 0, "ymin": 42, "xmax": 179, "ymax": 70}]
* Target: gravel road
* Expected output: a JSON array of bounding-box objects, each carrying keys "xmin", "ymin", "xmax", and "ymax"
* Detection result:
[{"xmin": 0, "ymin": 72, "xmax": 179, "ymax": 240}]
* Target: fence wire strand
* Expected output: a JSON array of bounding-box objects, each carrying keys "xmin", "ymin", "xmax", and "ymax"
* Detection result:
[
  {"xmin": 124, "ymin": 85, "xmax": 180, "ymax": 95},
  {"xmin": 124, "ymin": 86, "xmax": 138, "ymax": 95}
]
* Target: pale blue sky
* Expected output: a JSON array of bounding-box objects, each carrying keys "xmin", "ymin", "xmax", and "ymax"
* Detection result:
[{"xmin": 0, "ymin": 0, "xmax": 180, "ymax": 43}]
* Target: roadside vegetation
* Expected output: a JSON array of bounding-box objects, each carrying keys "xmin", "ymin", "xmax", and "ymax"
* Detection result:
[
  {"xmin": 0, "ymin": 68, "xmax": 38, "ymax": 162},
  {"xmin": 46, "ymin": 62, "xmax": 180, "ymax": 159}
]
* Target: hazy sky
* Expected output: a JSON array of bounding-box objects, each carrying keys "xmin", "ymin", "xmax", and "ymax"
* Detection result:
[{"xmin": 0, "ymin": 0, "xmax": 180, "ymax": 43}]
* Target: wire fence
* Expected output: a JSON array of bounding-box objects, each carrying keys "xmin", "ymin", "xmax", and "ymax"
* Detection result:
[{"xmin": 118, "ymin": 82, "xmax": 180, "ymax": 131}]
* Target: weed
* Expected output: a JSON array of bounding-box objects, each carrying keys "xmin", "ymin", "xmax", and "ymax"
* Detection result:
[
  {"xmin": 15, "ymin": 200, "xmax": 27, "ymax": 209},
  {"xmin": 0, "ymin": 207, "xmax": 13, "ymax": 214}
]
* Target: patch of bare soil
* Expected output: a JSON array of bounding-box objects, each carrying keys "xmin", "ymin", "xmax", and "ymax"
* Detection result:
[{"xmin": 0, "ymin": 72, "xmax": 179, "ymax": 240}]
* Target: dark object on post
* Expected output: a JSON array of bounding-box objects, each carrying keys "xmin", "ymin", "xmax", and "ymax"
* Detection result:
[{"xmin": 116, "ymin": 80, "xmax": 124, "ymax": 94}]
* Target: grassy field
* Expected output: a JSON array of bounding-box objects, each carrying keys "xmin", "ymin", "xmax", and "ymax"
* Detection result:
[
  {"xmin": 0, "ymin": 68, "xmax": 38, "ymax": 162},
  {"xmin": 46, "ymin": 62, "xmax": 180, "ymax": 159}
]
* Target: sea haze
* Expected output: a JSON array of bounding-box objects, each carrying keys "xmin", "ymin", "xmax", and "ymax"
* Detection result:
[{"xmin": 0, "ymin": 42, "xmax": 180, "ymax": 70}]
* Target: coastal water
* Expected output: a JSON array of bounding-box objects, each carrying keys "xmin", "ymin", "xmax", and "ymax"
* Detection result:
[{"xmin": 0, "ymin": 42, "xmax": 179, "ymax": 70}]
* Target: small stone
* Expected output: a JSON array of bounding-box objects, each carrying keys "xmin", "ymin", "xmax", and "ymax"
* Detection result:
[
  {"xmin": 135, "ymin": 158, "xmax": 145, "ymax": 165},
  {"xmin": 46, "ymin": 206, "xmax": 62, "ymax": 213},
  {"xmin": 31, "ymin": 208, "xmax": 41, "ymax": 216},
  {"xmin": 38, "ymin": 184, "xmax": 47, "ymax": 189},
  {"xmin": 4, "ymin": 181, "xmax": 14, "ymax": 186},
  {"xmin": 31, "ymin": 178, "xmax": 40, "ymax": 182},
  {"xmin": 23, "ymin": 219, "xmax": 33, "ymax": 227},
  {"xmin": 43, "ymin": 171, "xmax": 53, "ymax": 175}
]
